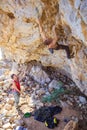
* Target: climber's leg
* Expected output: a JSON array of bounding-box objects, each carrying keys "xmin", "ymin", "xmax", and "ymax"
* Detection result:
[
  {"xmin": 35, "ymin": 7, "xmax": 40, "ymax": 18},
  {"xmin": 56, "ymin": 44, "xmax": 71, "ymax": 59},
  {"xmin": 63, "ymin": 45, "xmax": 71, "ymax": 59}
]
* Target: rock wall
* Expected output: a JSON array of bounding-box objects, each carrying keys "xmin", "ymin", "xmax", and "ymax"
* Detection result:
[{"xmin": 0, "ymin": 0, "xmax": 87, "ymax": 95}]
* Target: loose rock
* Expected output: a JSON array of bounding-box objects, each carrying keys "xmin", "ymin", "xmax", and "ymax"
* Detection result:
[
  {"xmin": 49, "ymin": 80, "xmax": 63, "ymax": 91},
  {"xmin": 30, "ymin": 66, "xmax": 50, "ymax": 84},
  {"xmin": 3, "ymin": 123, "xmax": 11, "ymax": 129},
  {"xmin": 64, "ymin": 120, "xmax": 78, "ymax": 130},
  {"xmin": 79, "ymin": 96, "xmax": 86, "ymax": 104}
]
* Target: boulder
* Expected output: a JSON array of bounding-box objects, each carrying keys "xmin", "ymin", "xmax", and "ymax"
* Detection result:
[
  {"xmin": 64, "ymin": 120, "xmax": 78, "ymax": 130},
  {"xmin": 49, "ymin": 80, "xmax": 63, "ymax": 91},
  {"xmin": 30, "ymin": 66, "xmax": 50, "ymax": 84}
]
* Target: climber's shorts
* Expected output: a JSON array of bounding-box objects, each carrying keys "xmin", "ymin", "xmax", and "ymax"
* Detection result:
[{"xmin": 13, "ymin": 91, "xmax": 20, "ymax": 107}]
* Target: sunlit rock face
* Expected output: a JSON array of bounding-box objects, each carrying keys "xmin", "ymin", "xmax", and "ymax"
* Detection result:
[{"xmin": 0, "ymin": 0, "xmax": 87, "ymax": 95}]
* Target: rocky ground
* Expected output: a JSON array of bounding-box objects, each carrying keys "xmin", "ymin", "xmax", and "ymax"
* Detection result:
[{"xmin": 0, "ymin": 64, "xmax": 87, "ymax": 130}]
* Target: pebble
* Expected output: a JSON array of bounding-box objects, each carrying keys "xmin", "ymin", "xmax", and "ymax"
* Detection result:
[
  {"xmin": 7, "ymin": 99, "xmax": 14, "ymax": 105},
  {"xmin": 36, "ymin": 88, "xmax": 45, "ymax": 96},
  {"xmin": 15, "ymin": 119, "xmax": 25, "ymax": 126},
  {"xmin": 3, "ymin": 123, "xmax": 11, "ymax": 129},
  {"xmin": 5, "ymin": 104, "xmax": 12, "ymax": 111},
  {"xmin": 79, "ymin": 96, "xmax": 86, "ymax": 104}
]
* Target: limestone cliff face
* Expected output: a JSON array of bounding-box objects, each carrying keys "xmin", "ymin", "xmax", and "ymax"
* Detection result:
[{"xmin": 0, "ymin": 0, "xmax": 87, "ymax": 95}]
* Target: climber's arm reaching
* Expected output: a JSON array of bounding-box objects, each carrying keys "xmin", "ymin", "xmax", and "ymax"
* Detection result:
[
  {"xmin": 36, "ymin": 19, "xmax": 47, "ymax": 41},
  {"xmin": 52, "ymin": 25, "xmax": 58, "ymax": 42}
]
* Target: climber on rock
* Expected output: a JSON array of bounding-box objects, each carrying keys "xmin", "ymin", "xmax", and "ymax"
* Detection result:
[
  {"xmin": 11, "ymin": 74, "xmax": 21, "ymax": 108},
  {"xmin": 36, "ymin": 19, "xmax": 72, "ymax": 59}
]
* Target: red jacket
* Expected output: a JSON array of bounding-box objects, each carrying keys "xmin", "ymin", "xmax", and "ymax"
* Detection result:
[{"xmin": 13, "ymin": 80, "xmax": 21, "ymax": 92}]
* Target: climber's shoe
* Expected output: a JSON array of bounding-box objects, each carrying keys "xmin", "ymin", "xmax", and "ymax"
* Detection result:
[{"xmin": 48, "ymin": 48, "xmax": 54, "ymax": 54}]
